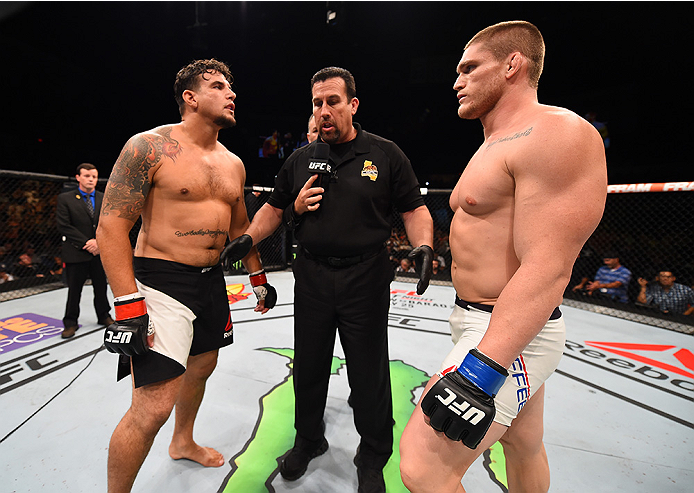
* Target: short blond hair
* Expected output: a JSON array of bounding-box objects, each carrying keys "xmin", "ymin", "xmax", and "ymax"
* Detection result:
[{"xmin": 466, "ymin": 20, "xmax": 545, "ymax": 89}]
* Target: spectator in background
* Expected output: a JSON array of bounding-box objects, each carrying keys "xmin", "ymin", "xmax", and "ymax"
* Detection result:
[
  {"xmin": 585, "ymin": 111, "xmax": 610, "ymax": 149},
  {"xmin": 10, "ymin": 252, "xmax": 44, "ymax": 278},
  {"xmin": 0, "ymin": 263, "xmax": 14, "ymax": 284},
  {"xmin": 295, "ymin": 115, "xmax": 318, "ymax": 149},
  {"xmin": 262, "ymin": 129, "xmax": 280, "ymax": 158},
  {"xmin": 568, "ymin": 244, "xmax": 602, "ymax": 294},
  {"xmin": 637, "ymin": 270, "xmax": 694, "ymax": 315},
  {"xmin": 307, "ymin": 114, "xmax": 319, "ymax": 143},
  {"xmin": 396, "ymin": 257, "xmax": 415, "ymax": 273},
  {"xmin": 244, "ymin": 185, "xmax": 264, "ymax": 221},
  {"xmin": 280, "ymin": 131, "xmax": 295, "ymax": 158},
  {"xmin": 433, "ymin": 251, "xmax": 446, "ymax": 269},
  {"xmin": 24, "ymin": 243, "xmax": 40, "ymax": 264},
  {"xmin": 572, "ymin": 251, "xmax": 632, "ymax": 303},
  {"xmin": 296, "ymin": 132, "xmax": 309, "ymax": 149},
  {"xmin": 56, "ymin": 163, "xmax": 113, "ymax": 338},
  {"xmin": 40, "ymin": 252, "xmax": 64, "ymax": 277},
  {"xmin": 431, "ymin": 257, "xmax": 449, "ymax": 280}
]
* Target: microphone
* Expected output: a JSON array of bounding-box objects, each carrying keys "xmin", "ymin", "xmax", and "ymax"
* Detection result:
[{"xmin": 308, "ymin": 142, "xmax": 332, "ymax": 190}]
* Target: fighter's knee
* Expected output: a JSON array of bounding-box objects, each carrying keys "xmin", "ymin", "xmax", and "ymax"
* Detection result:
[
  {"xmin": 186, "ymin": 352, "xmax": 218, "ymax": 380},
  {"xmin": 127, "ymin": 400, "xmax": 174, "ymax": 433},
  {"xmin": 188, "ymin": 361, "xmax": 217, "ymax": 380},
  {"xmin": 399, "ymin": 457, "xmax": 423, "ymax": 493},
  {"xmin": 399, "ymin": 439, "xmax": 429, "ymax": 492},
  {"xmin": 500, "ymin": 424, "xmax": 543, "ymax": 454}
]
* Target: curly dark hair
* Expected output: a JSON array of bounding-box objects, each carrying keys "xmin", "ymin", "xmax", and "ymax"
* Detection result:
[
  {"xmin": 311, "ymin": 66, "xmax": 356, "ymax": 100},
  {"xmin": 174, "ymin": 59, "xmax": 234, "ymax": 115}
]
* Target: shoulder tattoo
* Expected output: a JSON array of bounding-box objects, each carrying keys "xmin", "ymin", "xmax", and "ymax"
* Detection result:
[
  {"xmin": 102, "ymin": 128, "xmax": 183, "ymax": 220},
  {"xmin": 486, "ymin": 127, "xmax": 533, "ymax": 149}
]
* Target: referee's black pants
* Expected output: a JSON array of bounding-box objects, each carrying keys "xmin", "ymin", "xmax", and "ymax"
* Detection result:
[
  {"xmin": 292, "ymin": 248, "xmax": 394, "ymax": 469},
  {"xmin": 62, "ymin": 256, "xmax": 110, "ymax": 328}
]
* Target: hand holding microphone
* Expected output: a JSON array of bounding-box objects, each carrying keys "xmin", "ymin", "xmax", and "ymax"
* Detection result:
[{"xmin": 295, "ymin": 142, "xmax": 332, "ymax": 214}]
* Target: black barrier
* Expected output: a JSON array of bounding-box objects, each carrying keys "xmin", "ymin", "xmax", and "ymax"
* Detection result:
[{"xmin": 1, "ymin": 170, "xmax": 692, "ymax": 334}]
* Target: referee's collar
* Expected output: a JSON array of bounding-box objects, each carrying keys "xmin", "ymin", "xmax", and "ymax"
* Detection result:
[
  {"xmin": 351, "ymin": 123, "xmax": 371, "ymax": 154},
  {"xmin": 317, "ymin": 123, "xmax": 369, "ymax": 154}
]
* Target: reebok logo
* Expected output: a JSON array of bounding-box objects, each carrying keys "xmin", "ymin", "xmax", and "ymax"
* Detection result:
[
  {"xmin": 584, "ymin": 341, "xmax": 694, "ymax": 379},
  {"xmin": 565, "ymin": 339, "xmax": 694, "ymax": 393}
]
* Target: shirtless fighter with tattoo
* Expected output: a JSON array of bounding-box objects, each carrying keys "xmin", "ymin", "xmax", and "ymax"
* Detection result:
[
  {"xmin": 96, "ymin": 59, "xmax": 276, "ymax": 493},
  {"xmin": 399, "ymin": 22, "xmax": 607, "ymax": 492}
]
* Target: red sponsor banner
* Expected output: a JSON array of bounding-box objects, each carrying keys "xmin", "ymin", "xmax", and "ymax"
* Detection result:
[{"xmin": 607, "ymin": 181, "xmax": 694, "ymax": 193}]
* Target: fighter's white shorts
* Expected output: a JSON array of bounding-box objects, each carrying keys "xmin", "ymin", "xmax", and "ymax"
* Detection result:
[{"xmin": 438, "ymin": 298, "xmax": 566, "ymax": 427}]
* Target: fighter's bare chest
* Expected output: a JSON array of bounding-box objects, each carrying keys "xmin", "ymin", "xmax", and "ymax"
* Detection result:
[
  {"xmin": 153, "ymin": 159, "xmax": 241, "ymax": 203},
  {"xmin": 454, "ymin": 149, "xmax": 515, "ymax": 215}
]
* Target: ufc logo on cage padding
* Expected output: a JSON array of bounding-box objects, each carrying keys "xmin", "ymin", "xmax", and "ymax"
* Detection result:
[
  {"xmin": 435, "ymin": 388, "xmax": 486, "ymax": 425},
  {"xmin": 104, "ymin": 330, "xmax": 132, "ymax": 345}
]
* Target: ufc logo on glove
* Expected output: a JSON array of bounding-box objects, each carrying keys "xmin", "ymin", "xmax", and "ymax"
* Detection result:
[
  {"xmin": 434, "ymin": 388, "xmax": 486, "ymax": 425},
  {"xmin": 421, "ymin": 348, "xmax": 508, "ymax": 448},
  {"xmin": 104, "ymin": 330, "xmax": 133, "ymax": 345}
]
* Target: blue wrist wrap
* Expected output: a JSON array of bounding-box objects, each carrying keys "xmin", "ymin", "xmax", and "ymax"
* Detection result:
[{"xmin": 457, "ymin": 349, "xmax": 508, "ymax": 397}]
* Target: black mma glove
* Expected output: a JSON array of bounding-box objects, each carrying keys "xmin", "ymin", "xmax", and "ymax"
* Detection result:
[
  {"xmin": 104, "ymin": 296, "xmax": 154, "ymax": 356},
  {"xmin": 421, "ymin": 348, "xmax": 508, "ymax": 449},
  {"xmin": 221, "ymin": 234, "xmax": 254, "ymax": 269},
  {"xmin": 249, "ymin": 270, "xmax": 277, "ymax": 309},
  {"xmin": 407, "ymin": 245, "xmax": 434, "ymax": 295}
]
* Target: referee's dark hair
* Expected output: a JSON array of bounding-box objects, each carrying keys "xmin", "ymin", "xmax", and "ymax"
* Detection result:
[{"xmin": 311, "ymin": 67, "xmax": 356, "ymax": 99}]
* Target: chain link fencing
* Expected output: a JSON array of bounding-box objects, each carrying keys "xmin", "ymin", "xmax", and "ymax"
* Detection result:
[{"xmin": 1, "ymin": 170, "xmax": 692, "ymax": 334}]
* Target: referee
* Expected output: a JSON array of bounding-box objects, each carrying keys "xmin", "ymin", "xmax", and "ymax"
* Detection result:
[{"xmin": 223, "ymin": 66, "xmax": 433, "ymax": 492}]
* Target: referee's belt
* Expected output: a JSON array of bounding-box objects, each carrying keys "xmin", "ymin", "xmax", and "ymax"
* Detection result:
[
  {"xmin": 455, "ymin": 297, "xmax": 562, "ymax": 320},
  {"xmin": 301, "ymin": 245, "xmax": 383, "ymax": 268}
]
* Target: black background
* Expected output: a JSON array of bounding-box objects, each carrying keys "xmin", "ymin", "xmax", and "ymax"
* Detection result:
[{"xmin": 0, "ymin": 1, "xmax": 689, "ymax": 186}]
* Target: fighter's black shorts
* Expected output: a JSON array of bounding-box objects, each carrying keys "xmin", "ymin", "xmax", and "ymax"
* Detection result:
[{"xmin": 117, "ymin": 257, "xmax": 233, "ymax": 388}]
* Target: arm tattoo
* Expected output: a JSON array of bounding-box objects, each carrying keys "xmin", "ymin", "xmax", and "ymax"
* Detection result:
[
  {"xmin": 174, "ymin": 229, "xmax": 228, "ymax": 238},
  {"xmin": 102, "ymin": 128, "xmax": 182, "ymax": 221}
]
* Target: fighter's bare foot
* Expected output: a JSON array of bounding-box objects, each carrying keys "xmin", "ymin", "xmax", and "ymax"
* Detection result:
[{"xmin": 169, "ymin": 443, "xmax": 225, "ymax": 467}]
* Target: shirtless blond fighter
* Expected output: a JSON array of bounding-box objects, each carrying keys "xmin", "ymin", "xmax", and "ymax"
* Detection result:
[
  {"xmin": 399, "ymin": 22, "xmax": 607, "ymax": 492},
  {"xmin": 96, "ymin": 59, "xmax": 276, "ymax": 493}
]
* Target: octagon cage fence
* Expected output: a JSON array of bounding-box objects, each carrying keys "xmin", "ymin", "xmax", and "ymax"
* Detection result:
[{"xmin": 1, "ymin": 169, "xmax": 692, "ymax": 335}]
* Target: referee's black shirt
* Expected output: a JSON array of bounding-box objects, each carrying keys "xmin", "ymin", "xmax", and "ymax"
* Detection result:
[{"xmin": 267, "ymin": 123, "xmax": 425, "ymax": 258}]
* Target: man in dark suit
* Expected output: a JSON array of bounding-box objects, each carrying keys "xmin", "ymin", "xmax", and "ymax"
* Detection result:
[{"xmin": 56, "ymin": 162, "xmax": 113, "ymax": 338}]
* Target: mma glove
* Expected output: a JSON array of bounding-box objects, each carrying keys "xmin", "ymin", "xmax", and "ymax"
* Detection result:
[
  {"xmin": 220, "ymin": 234, "xmax": 254, "ymax": 269},
  {"xmin": 104, "ymin": 295, "xmax": 154, "ymax": 356},
  {"xmin": 407, "ymin": 245, "xmax": 434, "ymax": 295},
  {"xmin": 421, "ymin": 348, "xmax": 508, "ymax": 449},
  {"xmin": 249, "ymin": 270, "xmax": 277, "ymax": 309}
]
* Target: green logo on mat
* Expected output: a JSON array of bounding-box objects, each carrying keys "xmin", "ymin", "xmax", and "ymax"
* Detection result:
[{"xmin": 218, "ymin": 347, "xmax": 508, "ymax": 492}]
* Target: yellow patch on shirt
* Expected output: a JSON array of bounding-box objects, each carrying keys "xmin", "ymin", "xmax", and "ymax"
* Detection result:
[{"xmin": 361, "ymin": 160, "xmax": 378, "ymax": 181}]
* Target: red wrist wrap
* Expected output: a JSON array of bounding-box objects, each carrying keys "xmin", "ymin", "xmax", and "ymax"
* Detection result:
[
  {"xmin": 115, "ymin": 299, "xmax": 147, "ymax": 320},
  {"xmin": 250, "ymin": 272, "xmax": 267, "ymax": 287}
]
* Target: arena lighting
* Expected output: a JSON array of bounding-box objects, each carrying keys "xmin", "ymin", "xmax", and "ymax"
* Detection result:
[
  {"xmin": 326, "ymin": 9, "xmax": 337, "ymax": 24},
  {"xmin": 325, "ymin": 2, "xmax": 343, "ymax": 27}
]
